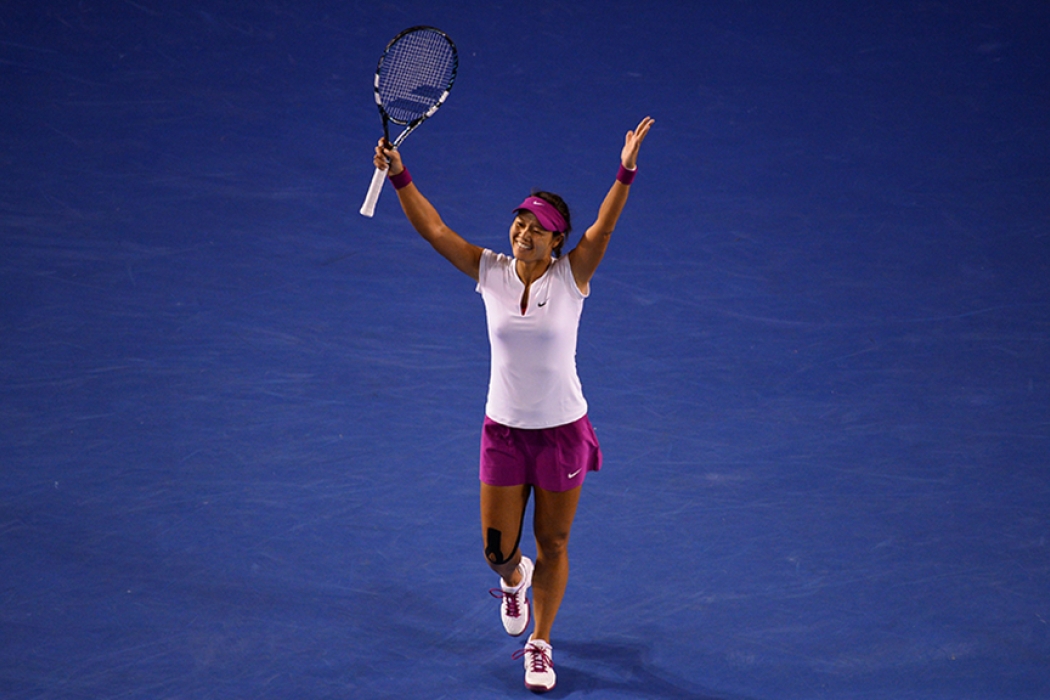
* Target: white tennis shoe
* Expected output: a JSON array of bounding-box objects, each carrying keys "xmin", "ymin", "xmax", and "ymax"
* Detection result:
[
  {"xmin": 514, "ymin": 638, "xmax": 556, "ymax": 693},
  {"xmin": 489, "ymin": 556, "xmax": 533, "ymax": 637}
]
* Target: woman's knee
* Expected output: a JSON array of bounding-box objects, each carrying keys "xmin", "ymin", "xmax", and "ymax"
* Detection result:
[
  {"xmin": 480, "ymin": 483, "xmax": 530, "ymax": 570},
  {"xmin": 532, "ymin": 486, "xmax": 580, "ymax": 560},
  {"xmin": 535, "ymin": 529, "xmax": 571, "ymax": 559},
  {"xmin": 484, "ymin": 526, "xmax": 521, "ymax": 568}
]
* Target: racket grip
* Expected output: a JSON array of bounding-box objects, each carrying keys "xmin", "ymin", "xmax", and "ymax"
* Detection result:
[{"xmin": 359, "ymin": 166, "xmax": 387, "ymax": 217}]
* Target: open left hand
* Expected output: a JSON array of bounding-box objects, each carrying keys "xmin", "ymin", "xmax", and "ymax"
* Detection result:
[{"xmin": 621, "ymin": 116, "xmax": 654, "ymax": 170}]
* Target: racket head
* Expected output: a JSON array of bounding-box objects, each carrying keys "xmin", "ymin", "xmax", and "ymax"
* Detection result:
[{"xmin": 373, "ymin": 26, "xmax": 458, "ymax": 132}]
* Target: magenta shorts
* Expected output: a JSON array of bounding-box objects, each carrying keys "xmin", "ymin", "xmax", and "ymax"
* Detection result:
[{"xmin": 479, "ymin": 415, "xmax": 602, "ymax": 492}]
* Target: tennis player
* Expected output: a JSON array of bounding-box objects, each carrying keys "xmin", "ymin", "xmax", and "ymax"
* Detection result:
[{"xmin": 373, "ymin": 116, "xmax": 653, "ymax": 692}]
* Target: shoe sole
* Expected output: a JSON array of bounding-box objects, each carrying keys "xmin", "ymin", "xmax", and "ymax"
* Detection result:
[{"xmin": 525, "ymin": 680, "xmax": 555, "ymax": 693}]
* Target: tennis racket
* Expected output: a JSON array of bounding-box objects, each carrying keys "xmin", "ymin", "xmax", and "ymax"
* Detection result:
[{"xmin": 359, "ymin": 26, "xmax": 458, "ymax": 217}]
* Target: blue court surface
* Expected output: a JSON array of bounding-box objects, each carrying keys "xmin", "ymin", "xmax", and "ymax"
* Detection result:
[{"xmin": 3, "ymin": 1, "xmax": 1049, "ymax": 698}]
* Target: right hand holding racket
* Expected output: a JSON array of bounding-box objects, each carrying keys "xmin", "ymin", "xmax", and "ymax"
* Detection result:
[{"xmin": 373, "ymin": 138, "xmax": 404, "ymax": 176}]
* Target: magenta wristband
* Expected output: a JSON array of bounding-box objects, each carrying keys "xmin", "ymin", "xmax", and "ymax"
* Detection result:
[
  {"xmin": 616, "ymin": 164, "xmax": 637, "ymax": 185},
  {"xmin": 389, "ymin": 167, "xmax": 412, "ymax": 190}
]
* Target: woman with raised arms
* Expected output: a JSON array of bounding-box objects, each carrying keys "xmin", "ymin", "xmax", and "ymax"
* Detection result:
[{"xmin": 372, "ymin": 116, "xmax": 653, "ymax": 692}]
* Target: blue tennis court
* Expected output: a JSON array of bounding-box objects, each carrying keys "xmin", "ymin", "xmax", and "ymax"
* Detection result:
[{"xmin": 3, "ymin": 1, "xmax": 1048, "ymax": 697}]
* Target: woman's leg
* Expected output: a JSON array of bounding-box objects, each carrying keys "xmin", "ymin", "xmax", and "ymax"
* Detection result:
[
  {"xmin": 480, "ymin": 482, "xmax": 532, "ymax": 585},
  {"xmin": 530, "ymin": 484, "xmax": 582, "ymax": 643}
]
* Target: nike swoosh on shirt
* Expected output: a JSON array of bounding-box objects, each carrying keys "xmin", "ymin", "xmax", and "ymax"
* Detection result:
[{"xmin": 568, "ymin": 469, "xmax": 582, "ymax": 479}]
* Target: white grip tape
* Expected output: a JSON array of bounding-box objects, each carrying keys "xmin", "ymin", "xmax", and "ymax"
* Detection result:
[{"xmin": 359, "ymin": 166, "xmax": 387, "ymax": 217}]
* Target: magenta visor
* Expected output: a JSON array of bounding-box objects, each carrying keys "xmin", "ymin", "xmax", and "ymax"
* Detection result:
[{"xmin": 513, "ymin": 197, "xmax": 567, "ymax": 234}]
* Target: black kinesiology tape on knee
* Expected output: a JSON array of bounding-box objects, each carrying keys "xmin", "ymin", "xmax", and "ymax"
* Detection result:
[{"xmin": 485, "ymin": 527, "xmax": 520, "ymax": 566}]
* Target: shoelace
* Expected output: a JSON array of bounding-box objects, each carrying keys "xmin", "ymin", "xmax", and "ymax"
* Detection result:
[
  {"xmin": 489, "ymin": 587, "xmax": 523, "ymax": 617},
  {"xmin": 512, "ymin": 642, "xmax": 552, "ymax": 673}
]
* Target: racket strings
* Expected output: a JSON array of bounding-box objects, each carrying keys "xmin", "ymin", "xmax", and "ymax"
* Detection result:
[{"xmin": 378, "ymin": 31, "xmax": 456, "ymax": 124}]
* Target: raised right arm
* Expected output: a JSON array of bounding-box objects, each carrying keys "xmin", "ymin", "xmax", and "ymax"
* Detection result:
[{"xmin": 374, "ymin": 139, "xmax": 482, "ymax": 281}]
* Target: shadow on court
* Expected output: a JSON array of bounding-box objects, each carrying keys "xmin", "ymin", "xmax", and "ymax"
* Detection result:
[{"xmin": 556, "ymin": 639, "xmax": 758, "ymax": 700}]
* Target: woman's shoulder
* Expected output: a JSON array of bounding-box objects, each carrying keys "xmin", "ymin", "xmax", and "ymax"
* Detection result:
[
  {"xmin": 551, "ymin": 254, "xmax": 578, "ymax": 282},
  {"xmin": 479, "ymin": 248, "xmax": 512, "ymax": 271},
  {"xmin": 555, "ymin": 254, "xmax": 589, "ymax": 299},
  {"xmin": 484, "ymin": 249, "xmax": 511, "ymax": 263},
  {"xmin": 477, "ymin": 249, "xmax": 514, "ymax": 291}
]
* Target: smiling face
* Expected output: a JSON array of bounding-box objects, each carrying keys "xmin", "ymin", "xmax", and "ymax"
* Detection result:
[{"xmin": 509, "ymin": 211, "xmax": 564, "ymax": 264}]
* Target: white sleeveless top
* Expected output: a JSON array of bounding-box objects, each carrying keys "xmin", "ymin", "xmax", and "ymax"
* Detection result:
[{"xmin": 476, "ymin": 249, "xmax": 588, "ymax": 429}]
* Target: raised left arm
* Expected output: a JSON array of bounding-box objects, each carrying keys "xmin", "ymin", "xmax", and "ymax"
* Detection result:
[{"xmin": 568, "ymin": 116, "xmax": 654, "ymax": 293}]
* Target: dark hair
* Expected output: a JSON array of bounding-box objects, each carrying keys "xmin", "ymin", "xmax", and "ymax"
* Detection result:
[{"xmin": 532, "ymin": 191, "xmax": 571, "ymax": 257}]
